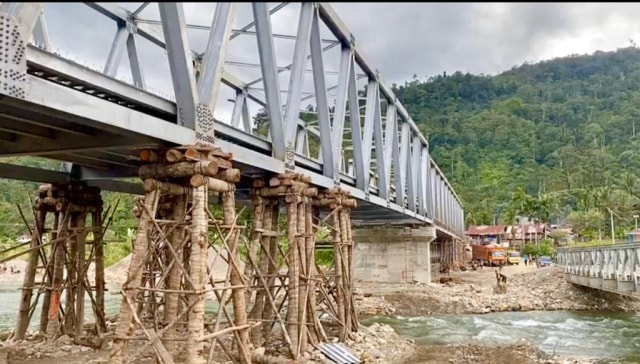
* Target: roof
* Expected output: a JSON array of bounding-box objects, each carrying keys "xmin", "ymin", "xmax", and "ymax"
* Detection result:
[{"xmin": 466, "ymin": 225, "xmax": 506, "ymax": 236}]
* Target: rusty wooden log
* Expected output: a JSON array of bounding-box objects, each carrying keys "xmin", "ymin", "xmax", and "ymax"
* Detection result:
[
  {"xmin": 215, "ymin": 168, "xmax": 241, "ymax": 183},
  {"xmin": 189, "ymin": 175, "xmax": 235, "ymax": 192},
  {"xmin": 269, "ymin": 177, "xmax": 309, "ymax": 188},
  {"xmin": 164, "ymin": 148, "xmax": 184, "ymax": 163},
  {"xmin": 142, "ymin": 179, "xmax": 190, "ymax": 195},
  {"xmin": 139, "ymin": 149, "xmax": 163, "ymax": 162},
  {"xmin": 139, "ymin": 160, "xmax": 219, "ymax": 179},
  {"xmin": 312, "ymin": 197, "xmax": 357, "ymax": 208}
]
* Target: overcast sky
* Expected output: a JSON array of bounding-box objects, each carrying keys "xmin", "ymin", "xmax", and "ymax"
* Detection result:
[{"xmin": 39, "ymin": 2, "xmax": 640, "ymax": 121}]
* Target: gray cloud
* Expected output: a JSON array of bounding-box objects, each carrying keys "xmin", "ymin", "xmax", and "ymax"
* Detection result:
[{"xmin": 36, "ymin": 2, "xmax": 640, "ymax": 122}]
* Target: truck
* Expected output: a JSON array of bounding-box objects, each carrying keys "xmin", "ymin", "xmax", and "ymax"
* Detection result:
[{"xmin": 471, "ymin": 244, "xmax": 507, "ymax": 266}]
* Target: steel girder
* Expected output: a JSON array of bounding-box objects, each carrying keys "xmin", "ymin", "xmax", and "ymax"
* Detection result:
[{"xmin": 0, "ymin": 2, "xmax": 466, "ymax": 239}]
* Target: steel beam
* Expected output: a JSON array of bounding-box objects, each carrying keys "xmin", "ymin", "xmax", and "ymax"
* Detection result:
[
  {"xmin": 252, "ymin": 2, "xmax": 285, "ymax": 161},
  {"xmin": 329, "ymin": 46, "xmax": 353, "ymax": 182},
  {"xmin": 27, "ymin": 45, "xmax": 175, "ymax": 118},
  {"xmin": 158, "ymin": 3, "xmax": 198, "ymax": 130},
  {"xmin": 22, "ymin": 76, "xmax": 193, "ymax": 144},
  {"xmin": 348, "ymin": 59, "xmax": 364, "ymax": 189},
  {"xmin": 126, "ymin": 33, "xmax": 145, "ymax": 89},
  {"xmin": 197, "ymin": 2, "xmax": 235, "ymax": 109},
  {"xmin": 103, "ymin": 26, "xmax": 128, "ymax": 77},
  {"xmin": 310, "ymin": 9, "xmax": 333, "ymax": 175},
  {"xmin": 283, "ymin": 2, "xmax": 313, "ymax": 168}
]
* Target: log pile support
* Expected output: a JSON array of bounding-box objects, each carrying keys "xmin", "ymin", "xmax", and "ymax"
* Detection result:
[
  {"xmin": 109, "ymin": 145, "xmax": 251, "ymax": 364},
  {"xmin": 10, "ymin": 184, "xmax": 105, "ymax": 342},
  {"xmin": 311, "ymin": 188, "xmax": 358, "ymax": 341},
  {"xmin": 244, "ymin": 176, "xmax": 359, "ymax": 359}
]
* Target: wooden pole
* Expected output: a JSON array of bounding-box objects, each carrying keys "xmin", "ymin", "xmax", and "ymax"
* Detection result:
[
  {"xmin": 262, "ymin": 201, "xmax": 280, "ymax": 340},
  {"xmin": 162, "ymin": 194, "xmax": 187, "ymax": 358},
  {"xmin": 222, "ymin": 191, "xmax": 252, "ymax": 364},
  {"xmin": 48, "ymin": 211, "xmax": 68, "ymax": 335},
  {"xmin": 39, "ymin": 211, "xmax": 59, "ymax": 334},
  {"xmin": 285, "ymin": 196, "xmax": 300, "ymax": 357},
  {"xmin": 93, "ymin": 206, "xmax": 106, "ymax": 335},
  {"xmin": 331, "ymin": 208, "xmax": 346, "ymax": 341},
  {"xmin": 186, "ymin": 185, "xmax": 207, "ymax": 364},
  {"xmin": 64, "ymin": 212, "xmax": 78, "ymax": 334},
  {"xmin": 109, "ymin": 189, "xmax": 159, "ymax": 364},
  {"xmin": 13, "ymin": 208, "xmax": 47, "ymax": 340},
  {"xmin": 296, "ymin": 198, "xmax": 308, "ymax": 355},
  {"xmin": 75, "ymin": 212, "xmax": 87, "ymax": 338}
]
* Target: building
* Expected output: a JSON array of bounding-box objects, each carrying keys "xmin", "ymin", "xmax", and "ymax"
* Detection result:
[
  {"xmin": 507, "ymin": 223, "xmax": 548, "ymax": 249},
  {"xmin": 466, "ymin": 225, "xmax": 507, "ymax": 245}
]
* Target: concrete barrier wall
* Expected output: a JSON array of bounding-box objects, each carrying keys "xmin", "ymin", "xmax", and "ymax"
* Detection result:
[{"xmin": 352, "ymin": 226, "xmax": 436, "ymax": 283}]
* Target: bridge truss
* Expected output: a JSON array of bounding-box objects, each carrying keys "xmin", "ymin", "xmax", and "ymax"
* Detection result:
[
  {"xmin": 558, "ymin": 245, "xmax": 640, "ymax": 295},
  {"xmin": 0, "ymin": 2, "xmax": 464, "ymax": 237}
]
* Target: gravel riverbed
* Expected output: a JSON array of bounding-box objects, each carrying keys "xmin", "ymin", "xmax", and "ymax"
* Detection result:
[
  {"xmin": 1, "ymin": 263, "xmax": 637, "ymax": 363},
  {"xmin": 356, "ymin": 264, "xmax": 640, "ymax": 317}
]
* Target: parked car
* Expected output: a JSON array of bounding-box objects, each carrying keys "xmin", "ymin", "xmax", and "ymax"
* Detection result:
[
  {"xmin": 507, "ymin": 250, "xmax": 521, "ymax": 265},
  {"xmin": 537, "ymin": 256, "xmax": 553, "ymax": 268}
]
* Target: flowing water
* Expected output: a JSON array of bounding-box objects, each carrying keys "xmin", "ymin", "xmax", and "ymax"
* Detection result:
[
  {"xmin": 362, "ymin": 311, "xmax": 640, "ymax": 362},
  {"xmin": 0, "ymin": 282, "xmax": 223, "ymax": 331},
  {"xmin": 3, "ymin": 281, "xmax": 640, "ymax": 362}
]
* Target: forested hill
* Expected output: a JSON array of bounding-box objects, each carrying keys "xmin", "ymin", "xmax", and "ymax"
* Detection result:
[{"xmin": 393, "ymin": 46, "xmax": 640, "ymax": 232}]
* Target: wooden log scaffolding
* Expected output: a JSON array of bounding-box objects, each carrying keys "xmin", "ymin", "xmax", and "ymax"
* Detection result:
[
  {"xmin": 440, "ymin": 240, "xmax": 465, "ymax": 272},
  {"xmin": 245, "ymin": 176, "xmax": 359, "ymax": 360},
  {"xmin": 109, "ymin": 147, "xmax": 359, "ymax": 364},
  {"xmin": 108, "ymin": 145, "xmax": 249, "ymax": 364},
  {"xmin": 10, "ymin": 183, "xmax": 106, "ymax": 343}
]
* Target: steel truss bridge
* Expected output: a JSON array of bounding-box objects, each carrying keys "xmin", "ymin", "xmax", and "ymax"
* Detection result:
[
  {"xmin": 0, "ymin": 2, "xmax": 464, "ymax": 239},
  {"xmin": 558, "ymin": 244, "xmax": 640, "ymax": 296}
]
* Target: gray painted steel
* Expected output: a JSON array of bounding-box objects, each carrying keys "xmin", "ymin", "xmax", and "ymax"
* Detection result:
[
  {"xmin": 0, "ymin": 2, "xmax": 465, "ymax": 239},
  {"xmin": 558, "ymin": 245, "xmax": 640, "ymax": 296}
]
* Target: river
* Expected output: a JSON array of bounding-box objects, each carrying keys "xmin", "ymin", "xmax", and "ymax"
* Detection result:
[
  {"xmin": 2, "ymin": 282, "xmax": 640, "ymax": 362},
  {"xmin": 362, "ymin": 311, "xmax": 640, "ymax": 362}
]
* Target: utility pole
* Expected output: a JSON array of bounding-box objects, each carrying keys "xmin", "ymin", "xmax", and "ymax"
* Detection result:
[
  {"xmin": 634, "ymin": 214, "xmax": 638, "ymax": 230},
  {"xmin": 608, "ymin": 208, "xmax": 615, "ymax": 245}
]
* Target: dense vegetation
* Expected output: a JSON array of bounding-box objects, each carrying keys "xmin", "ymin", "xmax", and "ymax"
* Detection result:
[{"xmin": 394, "ymin": 46, "xmax": 640, "ymax": 239}]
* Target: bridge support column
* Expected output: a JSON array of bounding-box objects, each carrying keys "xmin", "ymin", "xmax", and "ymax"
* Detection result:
[
  {"xmin": 246, "ymin": 176, "xmax": 358, "ymax": 359},
  {"xmin": 352, "ymin": 225, "xmax": 436, "ymax": 284},
  {"xmin": 109, "ymin": 146, "xmax": 252, "ymax": 364},
  {"xmin": 10, "ymin": 183, "xmax": 105, "ymax": 342}
]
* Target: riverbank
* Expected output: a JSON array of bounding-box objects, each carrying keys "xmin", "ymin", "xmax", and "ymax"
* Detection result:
[
  {"xmin": 0, "ymin": 318, "xmax": 414, "ymax": 363},
  {"xmin": 356, "ymin": 264, "xmax": 640, "ymax": 317},
  {"xmin": 1, "ymin": 263, "xmax": 638, "ymax": 363},
  {"xmin": 0, "ymin": 319, "xmax": 606, "ymax": 364}
]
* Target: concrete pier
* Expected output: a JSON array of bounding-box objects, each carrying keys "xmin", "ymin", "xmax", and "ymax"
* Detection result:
[{"xmin": 353, "ymin": 226, "xmax": 436, "ymax": 284}]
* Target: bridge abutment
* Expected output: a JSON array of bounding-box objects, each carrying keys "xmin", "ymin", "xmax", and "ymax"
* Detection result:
[{"xmin": 352, "ymin": 225, "xmax": 436, "ymax": 284}]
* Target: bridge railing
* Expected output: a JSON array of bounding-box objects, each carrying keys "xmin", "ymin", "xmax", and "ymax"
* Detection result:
[
  {"xmin": 8, "ymin": 3, "xmax": 465, "ymax": 238},
  {"xmin": 557, "ymin": 244, "xmax": 640, "ymax": 295}
]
